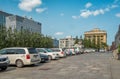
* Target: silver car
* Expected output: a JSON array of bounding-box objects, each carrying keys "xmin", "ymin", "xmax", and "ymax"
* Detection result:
[
  {"xmin": 0, "ymin": 55, "xmax": 10, "ymax": 71},
  {"xmin": 36, "ymin": 48, "xmax": 59, "ymax": 60}
]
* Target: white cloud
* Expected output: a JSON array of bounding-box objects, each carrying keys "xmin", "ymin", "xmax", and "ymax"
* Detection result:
[
  {"xmin": 116, "ymin": 13, "xmax": 120, "ymax": 18},
  {"xmin": 93, "ymin": 10, "xmax": 100, "ymax": 16},
  {"xmin": 111, "ymin": 5, "xmax": 119, "ymax": 9},
  {"xmin": 18, "ymin": 0, "xmax": 42, "ymax": 12},
  {"xmin": 72, "ymin": 1, "xmax": 119, "ymax": 19},
  {"xmin": 80, "ymin": 10, "xmax": 92, "ymax": 18},
  {"xmin": 72, "ymin": 16, "xmax": 79, "ymax": 19},
  {"xmin": 60, "ymin": 13, "xmax": 64, "ymax": 16},
  {"xmin": 104, "ymin": 8, "xmax": 110, "ymax": 11},
  {"xmin": 85, "ymin": 2, "xmax": 92, "ymax": 8},
  {"xmin": 36, "ymin": 8, "xmax": 47, "ymax": 13},
  {"xmin": 80, "ymin": 9, "xmax": 106, "ymax": 18},
  {"xmin": 55, "ymin": 32, "xmax": 64, "ymax": 35}
]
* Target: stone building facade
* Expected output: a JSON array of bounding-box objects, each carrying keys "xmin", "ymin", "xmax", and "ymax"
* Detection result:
[
  {"xmin": 115, "ymin": 25, "xmax": 120, "ymax": 47},
  {"xmin": 84, "ymin": 28, "xmax": 107, "ymax": 46},
  {"xmin": 59, "ymin": 36, "xmax": 75, "ymax": 48}
]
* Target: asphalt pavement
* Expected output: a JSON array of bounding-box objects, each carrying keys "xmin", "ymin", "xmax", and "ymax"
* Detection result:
[{"xmin": 0, "ymin": 52, "xmax": 120, "ymax": 79}]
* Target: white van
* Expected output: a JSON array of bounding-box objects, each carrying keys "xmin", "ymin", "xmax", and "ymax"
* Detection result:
[{"xmin": 0, "ymin": 47, "xmax": 41, "ymax": 68}]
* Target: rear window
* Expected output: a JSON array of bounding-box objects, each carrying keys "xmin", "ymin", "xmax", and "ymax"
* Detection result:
[
  {"xmin": 28, "ymin": 48, "xmax": 38, "ymax": 54},
  {"xmin": 16, "ymin": 49, "xmax": 25, "ymax": 54}
]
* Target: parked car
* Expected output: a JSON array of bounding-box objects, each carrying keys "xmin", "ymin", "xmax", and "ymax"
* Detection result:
[
  {"xmin": 74, "ymin": 47, "xmax": 81, "ymax": 54},
  {"xmin": 69, "ymin": 48, "xmax": 76, "ymax": 55},
  {"xmin": 99, "ymin": 49, "xmax": 105, "ymax": 53},
  {"xmin": 0, "ymin": 47, "xmax": 41, "ymax": 68},
  {"xmin": 36, "ymin": 48, "xmax": 59, "ymax": 60},
  {"xmin": 50, "ymin": 48, "xmax": 66, "ymax": 58},
  {"xmin": 0, "ymin": 55, "xmax": 10, "ymax": 71},
  {"xmin": 40, "ymin": 54, "xmax": 50, "ymax": 63},
  {"xmin": 64, "ymin": 49, "xmax": 73, "ymax": 56}
]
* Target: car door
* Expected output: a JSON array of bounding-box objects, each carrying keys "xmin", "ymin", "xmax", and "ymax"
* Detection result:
[
  {"xmin": 6, "ymin": 49, "xmax": 16, "ymax": 64},
  {"xmin": 15, "ymin": 49, "xmax": 26, "ymax": 62}
]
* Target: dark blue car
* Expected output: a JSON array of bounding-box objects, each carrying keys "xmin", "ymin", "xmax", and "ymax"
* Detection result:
[{"xmin": 40, "ymin": 54, "xmax": 50, "ymax": 63}]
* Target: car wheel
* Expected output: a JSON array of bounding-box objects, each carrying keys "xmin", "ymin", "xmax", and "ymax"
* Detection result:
[
  {"xmin": 1, "ymin": 66, "xmax": 7, "ymax": 71},
  {"xmin": 16, "ymin": 60, "xmax": 24, "ymax": 68}
]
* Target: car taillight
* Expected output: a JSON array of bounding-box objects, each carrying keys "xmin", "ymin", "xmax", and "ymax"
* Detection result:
[
  {"xmin": 61, "ymin": 52, "xmax": 64, "ymax": 54},
  {"xmin": 26, "ymin": 54, "xmax": 30, "ymax": 59}
]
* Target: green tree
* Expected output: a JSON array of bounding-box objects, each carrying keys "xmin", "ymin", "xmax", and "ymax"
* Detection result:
[
  {"xmin": 74, "ymin": 36, "xmax": 79, "ymax": 44},
  {"xmin": 0, "ymin": 26, "xmax": 54, "ymax": 49}
]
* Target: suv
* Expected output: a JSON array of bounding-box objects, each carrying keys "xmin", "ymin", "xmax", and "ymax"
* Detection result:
[
  {"xmin": 0, "ymin": 47, "xmax": 41, "ymax": 68},
  {"xmin": 0, "ymin": 55, "xmax": 10, "ymax": 71}
]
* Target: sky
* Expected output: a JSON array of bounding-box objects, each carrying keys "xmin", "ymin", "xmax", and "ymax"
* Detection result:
[{"xmin": 0, "ymin": 0, "xmax": 120, "ymax": 45}]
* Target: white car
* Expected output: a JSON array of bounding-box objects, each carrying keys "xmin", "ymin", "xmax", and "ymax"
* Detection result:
[
  {"xmin": 0, "ymin": 47, "xmax": 41, "ymax": 68},
  {"xmin": 36, "ymin": 48, "xmax": 59, "ymax": 60},
  {"xmin": 69, "ymin": 49, "xmax": 76, "ymax": 55},
  {"xmin": 50, "ymin": 48, "xmax": 66, "ymax": 58}
]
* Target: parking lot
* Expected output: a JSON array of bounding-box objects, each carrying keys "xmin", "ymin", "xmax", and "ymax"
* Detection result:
[{"xmin": 0, "ymin": 52, "xmax": 120, "ymax": 79}]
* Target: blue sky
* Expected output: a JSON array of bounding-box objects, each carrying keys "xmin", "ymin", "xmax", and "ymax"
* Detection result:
[{"xmin": 0, "ymin": 0, "xmax": 120, "ymax": 45}]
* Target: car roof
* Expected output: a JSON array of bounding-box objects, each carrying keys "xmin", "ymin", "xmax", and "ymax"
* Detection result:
[{"xmin": 3, "ymin": 47, "xmax": 35, "ymax": 49}]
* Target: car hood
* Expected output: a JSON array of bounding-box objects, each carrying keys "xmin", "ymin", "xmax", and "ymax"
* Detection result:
[
  {"xmin": 40, "ymin": 54, "xmax": 48, "ymax": 57},
  {"xmin": 0, "ymin": 55, "xmax": 8, "ymax": 59}
]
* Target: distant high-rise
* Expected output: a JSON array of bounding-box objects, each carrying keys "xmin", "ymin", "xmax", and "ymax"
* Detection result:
[{"xmin": 0, "ymin": 11, "xmax": 41, "ymax": 34}]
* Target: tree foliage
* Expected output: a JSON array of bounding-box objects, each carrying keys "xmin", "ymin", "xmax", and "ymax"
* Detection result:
[
  {"xmin": 74, "ymin": 36, "xmax": 79, "ymax": 44},
  {"xmin": 0, "ymin": 25, "xmax": 53, "ymax": 49},
  {"xmin": 83, "ymin": 37, "xmax": 108, "ymax": 49}
]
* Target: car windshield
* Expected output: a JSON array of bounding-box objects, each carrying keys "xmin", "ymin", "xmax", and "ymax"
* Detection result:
[
  {"xmin": 0, "ymin": 49, "xmax": 6, "ymax": 55},
  {"xmin": 45, "ymin": 48, "xmax": 53, "ymax": 52}
]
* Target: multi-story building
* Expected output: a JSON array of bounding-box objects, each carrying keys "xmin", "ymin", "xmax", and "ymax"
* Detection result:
[
  {"xmin": 0, "ymin": 11, "xmax": 12, "ymax": 26},
  {"xmin": 115, "ymin": 25, "xmax": 120, "ymax": 47},
  {"xmin": 6, "ymin": 15, "xmax": 41, "ymax": 34},
  {"xmin": 0, "ymin": 11, "xmax": 41, "ymax": 34},
  {"xmin": 84, "ymin": 28, "xmax": 107, "ymax": 47},
  {"xmin": 59, "ymin": 36, "xmax": 75, "ymax": 48}
]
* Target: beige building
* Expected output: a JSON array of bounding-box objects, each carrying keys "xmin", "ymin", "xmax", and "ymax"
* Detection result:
[
  {"xmin": 59, "ymin": 36, "xmax": 75, "ymax": 48},
  {"xmin": 84, "ymin": 28, "xmax": 107, "ymax": 47}
]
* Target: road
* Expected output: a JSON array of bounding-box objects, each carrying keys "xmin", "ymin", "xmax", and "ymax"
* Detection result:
[{"xmin": 0, "ymin": 52, "xmax": 120, "ymax": 79}]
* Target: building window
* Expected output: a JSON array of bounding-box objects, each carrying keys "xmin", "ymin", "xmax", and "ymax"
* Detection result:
[{"xmin": 21, "ymin": 26, "xmax": 23, "ymax": 30}]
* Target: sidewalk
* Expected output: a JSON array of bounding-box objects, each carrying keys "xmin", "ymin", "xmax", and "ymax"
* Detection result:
[{"xmin": 110, "ymin": 57, "xmax": 120, "ymax": 79}]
